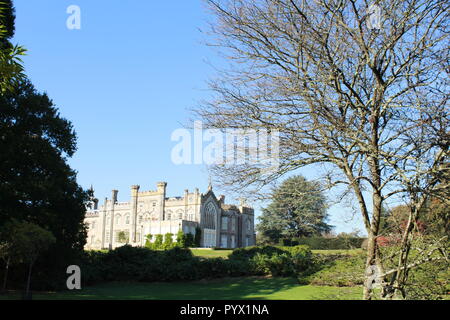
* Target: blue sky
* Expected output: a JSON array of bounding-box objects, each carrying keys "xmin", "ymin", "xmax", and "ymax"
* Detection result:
[{"xmin": 12, "ymin": 0, "xmax": 365, "ymax": 235}]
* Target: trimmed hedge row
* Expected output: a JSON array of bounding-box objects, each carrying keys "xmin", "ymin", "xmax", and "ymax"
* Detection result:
[
  {"xmin": 280, "ymin": 237, "xmax": 366, "ymax": 250},
  {"xmin": 80, "ymin": 245, "xmax": 314, "ymax": 285}
]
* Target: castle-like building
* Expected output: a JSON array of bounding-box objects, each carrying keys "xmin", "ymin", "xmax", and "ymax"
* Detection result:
[{"xmin": 84, "ymin": 182, "xmax": 255, "ymax": 250}]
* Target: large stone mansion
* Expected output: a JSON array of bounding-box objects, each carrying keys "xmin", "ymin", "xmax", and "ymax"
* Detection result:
[{"xmin": 84, "ymin": 182, "xmax": 256, "ymax": 250}]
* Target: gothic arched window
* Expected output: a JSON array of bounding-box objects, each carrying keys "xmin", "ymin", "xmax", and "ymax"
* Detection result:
[{"xmin": 205, "ymin": 202, "xmax": 216, "ymax": 229}]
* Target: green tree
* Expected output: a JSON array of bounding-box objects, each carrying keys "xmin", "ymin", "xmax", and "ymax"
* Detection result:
[
  {"xmin": 117, "ymin": 231, "xmax": 129, "ymax": 244},
  {"xmin": 0, "ymin": 0, "xmax": 26, "ymax": 93},
  {"xmin": 0, "ymin": 219, "xmax": 18, "ymax": 292},
  {"xmin": 163, "ymin": 233, "xmax": 174, "ymax": 250},
  {"xmin": 185, "ymin": 233, "xmax": 195, "ymax": 248},
  {"xmin": 176, "ymin": 230, "xmax": 186, "ymax": 248},
  {"xmin": 145, "ymin": 234, "xmax": 153, "ymax": 249},
  {"xmin": 153, "ymin": 234, "xmax": 163, "ymax": 250},
  {"xmin": 0, "ymin": 80, "xmax": 89, "ymax": 289},
  {"xmin": 257, "ymin": 176, "xmax": 332, "ymax": 243},
  {"xmin": 12, "ymin": 221, "xmax": 56, "ymax": 299}
]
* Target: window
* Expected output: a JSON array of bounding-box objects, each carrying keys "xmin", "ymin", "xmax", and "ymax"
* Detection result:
[
  {"xmin": 125, "ymin": 215, "xmax": 130, "ymax": 225},
  {"xmin": 221, "ymin": 216, "xmax": 228, "ymax": 231},
  {"xmin": 138, "ymin": 215, "xmax": 143, "ymax": 224},
  {"xmin": 220, "ymin": 235, "xmax": 228, "ymax": 248},
  {"xmin": 205, "ymin": 203, "xmax": 216, "ymax": 229},
  {"xmin": 230, "ymin": 235, "xmax": 235, "ymax": 248},
  {"xmin": 115, "ymin": 215, "xmax": 121, "ymax": 225},
  {"xmin": 166, "ymin": 211, "xmax": 172, "ymax": 220},
  {"xmin": 231, "ymin": 217, "xmax": 236, "ymax": 232}
]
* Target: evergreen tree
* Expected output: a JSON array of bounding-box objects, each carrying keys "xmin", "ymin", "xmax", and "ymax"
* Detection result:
[
  {"xmin": 257, "ymin": 176, "xmax": 332, "ymax": 243},
  {"xmin": 0, "ymin": 0, "xmax": 26, "ymax": 93},
  {"xmin": 0, "ymin": 80, "xmax": 88, "ymax": 289}
]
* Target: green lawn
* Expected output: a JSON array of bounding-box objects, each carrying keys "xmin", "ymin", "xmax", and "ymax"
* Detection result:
[
  {"xmin": 190, "ymin": 248, "xmax": 364, "ymax": 259},
  {"xmin": 1, "ymin": 277, "xmax": 362, "ymax": 300},
  {"xmin": 190, "ymin": 249, "xmax": 233, "ymax": 258},
  {"xmin": 311, "ymin": 249, "xmax": 365, "ymax": 255}
]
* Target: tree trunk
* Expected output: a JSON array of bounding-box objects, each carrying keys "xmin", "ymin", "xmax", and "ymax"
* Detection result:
[
  {"xmin": 2, "ymin": 257, "xmax": 10, "ymax": 292},
  {"xmin": 363, "ymin": 232, "xmax": 378, "ymax": 300},
  {"xmin": 24, "ymin": 261, "xmax": 33, "ymax": 300}
]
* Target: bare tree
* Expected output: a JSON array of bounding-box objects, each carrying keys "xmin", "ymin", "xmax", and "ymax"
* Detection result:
[{"xmin": 195, "ymin": 0, "xmax": 449, "ymax": 299}]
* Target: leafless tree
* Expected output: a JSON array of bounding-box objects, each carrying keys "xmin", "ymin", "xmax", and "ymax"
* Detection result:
[{"xmin": 195, "ymin": 0, "xmax": 449, "ymax": 299}]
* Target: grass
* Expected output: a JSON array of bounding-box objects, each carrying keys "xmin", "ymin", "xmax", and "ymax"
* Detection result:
[
  {"xmin": 190, "ymin": 249, "xmax": 233, "ymax": 258},
  {"xmin": 0, "ymin": 277, "xmax": 362, "ymax": 300},
  {"xmin": 311, "ymin": 249, "xmax": 364, "ymax": 255},
  {"xmin": 189, "ymin": 248, "xmax": 364, "ymax": 259}
]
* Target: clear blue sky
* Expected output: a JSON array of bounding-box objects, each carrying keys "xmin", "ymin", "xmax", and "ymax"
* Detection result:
[{"xmin": 12, "ymin": 0, "xmax": 365, "ymax": 235}]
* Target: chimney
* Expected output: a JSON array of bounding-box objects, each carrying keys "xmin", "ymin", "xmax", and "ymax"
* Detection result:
[{"xmin": 111, "ymin": 190, "xmax": 118, "ymax": 203}]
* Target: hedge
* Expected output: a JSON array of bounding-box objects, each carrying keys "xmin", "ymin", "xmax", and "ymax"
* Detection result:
[{"xmin": 79, "ymin": 245, "xmax": 314, "ymax": 286}]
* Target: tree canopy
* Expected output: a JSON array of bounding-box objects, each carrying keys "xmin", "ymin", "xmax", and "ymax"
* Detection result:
[
  {"xmin": 257, "ymin": 175, "xmax": 332, "ymax": 243},
  {"xmin": 0, "ymin": 80, "xmax": 88, "ymax": 289},
  {"xmin": 197, "ymin": 0, "xmax": 449, "ymax": 299}
]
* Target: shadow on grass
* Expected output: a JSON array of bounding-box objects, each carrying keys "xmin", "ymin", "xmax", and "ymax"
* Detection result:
[{"xmin": 2, "ymin": 277, "xmax": 302, "ymax": 300}]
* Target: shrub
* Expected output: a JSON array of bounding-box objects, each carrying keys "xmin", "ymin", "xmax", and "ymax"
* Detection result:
[
  {"xmin": 287, "ymin": 237, "xmax": 366, "ymax": 250},
  {"xmin": 229, "ymin": 245, "xmax": 313, "ymax": 276},
  {"xmin": 153, "ymin": 234, "xmax": 163, "ymax": 250},
  {"xmin": 163, "ymin": 233, "xmax": 175, "ymax": 250},
  {"xmin": 184, "ymin": 233, "xmax": 195, "ymax": 248},
  {"xmin": 80, "ymin": 245, "xmax": 314, "ymax": 285},
  {"xmin": 305, "ymin": 253, "xmax": 366, "ymax": 287}
]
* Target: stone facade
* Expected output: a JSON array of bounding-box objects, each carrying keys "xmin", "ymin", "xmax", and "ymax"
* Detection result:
[{"xmin": 84, "ymin": 182, "xmax": 255, "ymax": 250}]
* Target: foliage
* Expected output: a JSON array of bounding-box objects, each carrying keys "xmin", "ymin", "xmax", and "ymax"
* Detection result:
[
  {"xmin": 257, "ymin": 176, "xmax": 332, "ymax": 243},
  {"xmin": 0, "ymin": 80, "xmax": 89, "ymax": 290},
  {"xmin": 176, "ymin": 230, "xmax": 185, "ymax": 247},
  {"xmin": 0, "ymin": 0, "xmax": 26, "ymax": 93},
  {"xmin": 79, "ymin": 245, "xmax": 314, "ymax": 285},
  {"xmin": 196, "ymin": 0, "xmax": 449, "ymax": 300},
  {"xmin": 185, "ymin": 233, "xmax": 195, "ymax": 248},
  {"xmin": 3, "ymin": 221, "xmax": 56, "ymax": 298},
  {"xmin": 175, "ymin": 230, "xmax": 195, "ymax": 248},
  {"xmin": 229, "ymin": 245, "xmax": 313, "ymax": 277},
  {"xmin": 117, "ymin": 231, "xmax": 129, "ymax": 244},
  {"xmin": 163, "ymin": 233, "xmax": 174, "ymax": 250},
  {"xmin": 305, "ymin": 253, "xmax": 366, "ymax": 287},
  {"xmin": 144, "ymin": 234, "xmax": 153, "ymax": 248},
  {"xmin": 282, "ymin": 237, "xmax": 366, "ymax": 250},
  {"xmin": 153, "ymin": 234, "xmax": 163, "ymax": 250}
]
